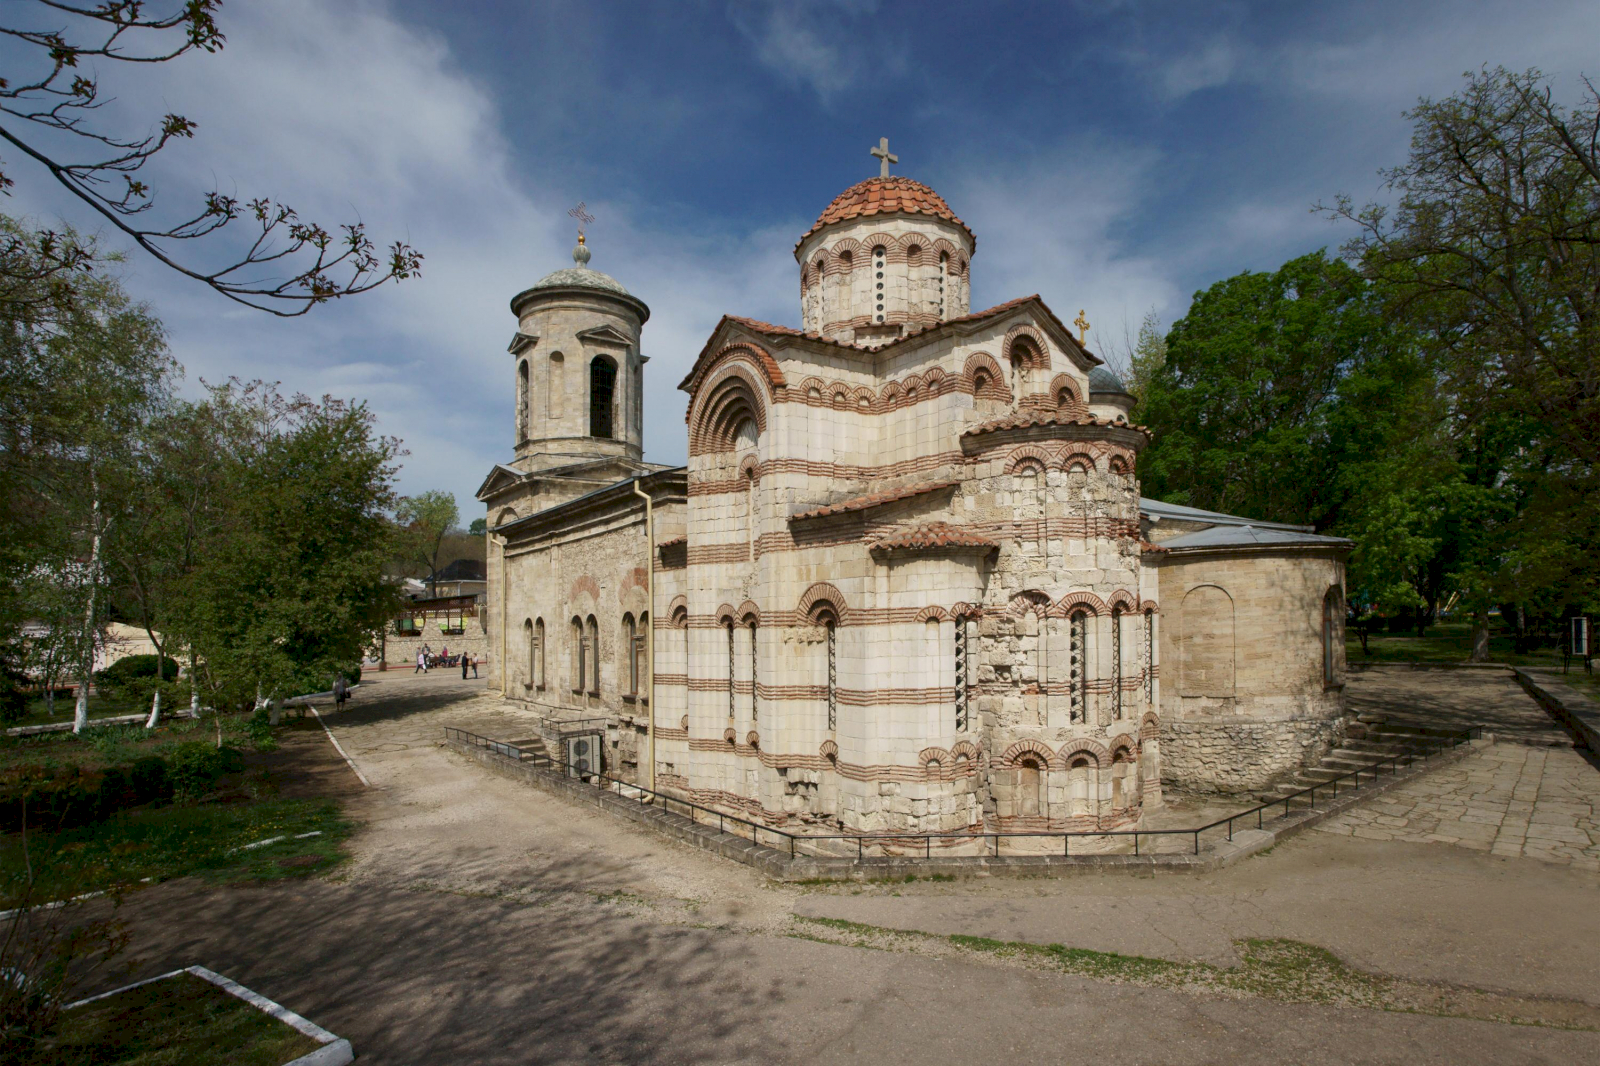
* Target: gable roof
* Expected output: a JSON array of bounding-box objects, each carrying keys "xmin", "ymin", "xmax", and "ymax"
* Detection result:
[
  {"xmin": 681, "ymin": 295, "xmax": 1100, "ymax": 394},
  {"xmin": 790, "ymin": 479, "xmax": 957, "ymax": 522}
]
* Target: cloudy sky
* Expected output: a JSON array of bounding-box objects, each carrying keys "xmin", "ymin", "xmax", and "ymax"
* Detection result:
[{"xmin": 5, "ymin": 0, "xmax": 1597, "ymax": 520}]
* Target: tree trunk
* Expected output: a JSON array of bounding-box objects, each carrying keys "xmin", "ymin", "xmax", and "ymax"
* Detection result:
[
  {"xmin": 72, "ymin": 483, "xmax": 105, "ymax": 734},
  {"xmin": 1469, "ymin": 612, "xmax": 1490, "ymax": 662},
  {"xmin": 145, "ymin": 688, "xmax": 162, "ymax": 729},
  {"xmin": 189, "ymin": 651, "xmax": 199, "ymax": 718}
]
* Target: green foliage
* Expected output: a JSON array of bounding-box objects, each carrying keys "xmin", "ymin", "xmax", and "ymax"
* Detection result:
[
  {"xmin": 468, "ymin": 517, "xmax": 487, "ymax": 535},
  {"xmin": 396, "ymin": 489, "xmax": 460, "ymax": 594},
  {"xmin": 91, "ymin": 655, "xmax": 178, "ymax": 689},
  {"xmin": 164, "ymin": 743, "xmax": 244, "ymax": 803},
  {"xmin": 1140, "ymin": 250, "xmax": 1425, "ymax": 528}
]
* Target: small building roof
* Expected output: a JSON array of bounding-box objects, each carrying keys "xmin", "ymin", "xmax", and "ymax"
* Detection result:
[
  {"xmin": 1138, "ymin": 497, "xmax": 1313, "ymax": 533},
  {"xmin": 796, "ymin": 176, "xmax": 974, "ymax": 252},
  {"xmin": 1088, "ymin": 365, "xmax": 1130, "ymax": 395},
  {"xmin": 1157, "ymin": 524, "xmax": 1352, "ymax": 551}
]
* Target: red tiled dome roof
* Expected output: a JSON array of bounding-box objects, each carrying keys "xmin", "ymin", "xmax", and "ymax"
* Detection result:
[{"xmin": 796, "ymin": 177, "xmax": 974, "ymax": 252}]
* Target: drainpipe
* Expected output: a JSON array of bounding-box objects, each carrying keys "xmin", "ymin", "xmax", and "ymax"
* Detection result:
[
  {"xmin": 494, "ymin": 532, "xmax": 508, "ymax": 697},
  {"xmin": 631, "ymin": 477, "xmax": 656, "ymax": 794}
]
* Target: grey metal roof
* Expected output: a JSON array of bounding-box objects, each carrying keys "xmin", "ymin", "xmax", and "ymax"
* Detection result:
[
  {"xmin": 1139, "ymin": 497, "xmax": 1313, "ymax": 533},
  {"xmin": 1088, "ymin": 365, "xmax": 1129, "ymax": 394},
  {"xmin": 1158, "ymin": 524, "xmax": 1352, "ymax": 550},
  {"xmin": 528, "ymin": 265, "xmax": 631, "ymax": 296}
]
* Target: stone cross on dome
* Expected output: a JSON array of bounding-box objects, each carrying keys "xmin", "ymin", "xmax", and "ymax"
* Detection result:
[{"xmin": 870, "ymin": 137, "xmax": 898, "ymax": 178}]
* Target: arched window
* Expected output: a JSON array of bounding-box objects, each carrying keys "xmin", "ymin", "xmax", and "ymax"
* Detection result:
[
  {"xmin": 1112, "ymin": 608, "xmax": 1124, "ymax": 720},
  {"xmin": 548, "ymin": 352, "xmax": 564, "ymax": 418},
  {"xmin": 1144, "ymin": 608, "xmax": 1155, "ymax": 704},
  {"xmin": 1017, "ymin": 756, "xmax": 1044, "ymax": 818},
  {"xmin": 725, "ymin": 620, "xmax": 736, "ymax": 720},
  {"xmin": 816, "ymin": 609, "xmax": 838, "ymax": 732},
  {"xmin": 623, "ymin": 614, "xmax": 637, "ymax": 696},
  {"xmin": 972, "ymin": 368, "xmax": 990, "ymax": 394},
  {"xmin": 748, "ymin": 619, "xmax": 758, "ymax": 724},
  {"xmin": 529, "ymin": 618, "xmax": 545, "ymax": 690},
  {"xmin": 589, "ymin": 356, "xmax": 617, "ymax": 439},
  {"xmin": 1069, "ymin": 610, "xmax": 1089, "ymax": 724},
  {"xmin": 872, "ymin": 245, "xmax": 886, "ymax": 322},
  {"xmin": 585, "ymin": 615, "xmax": 599, "ymax": 695},
  {"xmin": 637, "ymin": 612, "xmax": 648, "ymax": 701},
  {"xmin": 517, "ymin": 360, "xmax": 530, "ymax": 440},
  {"xmin": 954, "ymin": 613, "xmax": 971, "ymax": 732},
  {"xmin": 1323, "ymin": 587, "xmax": 1342, "ymax": 689},
  {"xmin": 570, "ymin": 616, "xmax": 584, "ymax": 694},
  {"xmin": 1069, "ymin": 757, "xmax": 1094, "ymax": 817},
  {"xmin": 938, "ymin": 252, "xmax": 948, "ymax": 319}
]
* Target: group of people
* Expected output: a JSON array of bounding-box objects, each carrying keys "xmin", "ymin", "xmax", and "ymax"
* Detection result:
[{"xmin": 412, "ymin": 643, "xmax": 480, "ymax": 679}]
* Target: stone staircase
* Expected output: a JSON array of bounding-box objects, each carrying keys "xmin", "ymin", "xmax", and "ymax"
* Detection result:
[{"xmin": 1255, "ymin": 713, "xmax": 1469, "ymax": 802}]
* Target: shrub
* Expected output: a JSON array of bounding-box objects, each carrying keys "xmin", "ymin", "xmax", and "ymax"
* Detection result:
[
  {"xmin": 0, "ymin": 667, "xmax": 28, "ymax": 725},
  {"xmin": 93, "ymin": 655, "xmax": 179, "ymax": 707},
  {"xmin": 166, "ymin": 743, "xmax": 244, "ymax": 802}
]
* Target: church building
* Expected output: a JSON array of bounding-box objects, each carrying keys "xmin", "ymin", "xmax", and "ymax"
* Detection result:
[{"xmin": 478, "ymin": 148, "xmax": 1351, "ymax": 848}]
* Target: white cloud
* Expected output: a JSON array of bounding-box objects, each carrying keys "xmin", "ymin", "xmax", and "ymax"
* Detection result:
[{"xmin": 728, "ymin": 0, "xmax": 894, "ymax": 104}]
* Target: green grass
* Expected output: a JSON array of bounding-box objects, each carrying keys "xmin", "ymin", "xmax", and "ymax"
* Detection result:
[
  {"xmin": 0, "ymin": 713, "xmax": 266, "ymax": 776},
  {"xmin": 1, "ymin": 798, "xmax": 353, "ymax": 902},
  {"xmin": 36, "ymin": 971, "xmax": 321, "ymax": 1066},
  {"xmin": 8, "ymin": 693, "xmax": 147, "ymax": 731},
  {"xmin": 1346, "ymin": 631, "xmax": 1571, "ymax": 667}
]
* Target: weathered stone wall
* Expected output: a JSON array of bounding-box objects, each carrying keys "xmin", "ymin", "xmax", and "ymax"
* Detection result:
[
  {"xmin": 1156, "ymin": 550, "xmax": 1346, "ymax": 791},
  {"xmin": 380, "ymin": 630, "xmax": 488, "ymax": 669}
]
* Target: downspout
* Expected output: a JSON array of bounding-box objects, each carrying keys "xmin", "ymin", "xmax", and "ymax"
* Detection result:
[
  {"xmin": 494, "ymin": 532, "xmax": 509, "ymax": 697},
  {"xmin": 631, "ymin": 477, "xmax": 656, "ymax": 794}
]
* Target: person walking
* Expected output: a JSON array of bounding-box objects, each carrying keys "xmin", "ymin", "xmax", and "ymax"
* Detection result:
[
  {"xmin": 471, "ymin": 654, "xmax": 479, "ymax": 679},
  {"xmin": 415, "ymin": 648, "xmax": 426, "ymax": 674},
  {"xmin": 333, "ymin": 674, "xmax": 349, "ymax": 710}
]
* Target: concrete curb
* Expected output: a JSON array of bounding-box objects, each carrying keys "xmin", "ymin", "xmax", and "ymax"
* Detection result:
[
  {"xmin": 1514, "ymin": 668, "xmax": 1600, "ymax": 752},
  {"xmin": 1348, "ymin": 661, "xmax": 1512, "ymax": 672},
  {"xmin": 444, "ymin": 733, "xmax": 1487, "ymax": 882},
  {"xmin": 66, "ymin": 964, "xmax": 353, "ymax": 1065}
]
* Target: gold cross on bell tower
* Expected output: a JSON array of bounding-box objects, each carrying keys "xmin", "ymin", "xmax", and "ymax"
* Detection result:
[
  {"xmin": 1074, "ymin": 309, "xmax": 1091, "ymax": 345},
  {"xmin": 870, "ymin": 137, "xmax": 898, "ymax": 178}
]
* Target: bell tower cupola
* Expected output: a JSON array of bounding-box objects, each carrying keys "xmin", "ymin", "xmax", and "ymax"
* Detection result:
[{"xmin": 507, "ymin": 233, "xmax": 651, "ymax": 473}]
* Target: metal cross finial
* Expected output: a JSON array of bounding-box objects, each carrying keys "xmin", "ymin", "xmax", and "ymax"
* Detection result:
[
  {"xmin": 1074, "ymin": 309, "xmax": 1091, "ymax": 344},
  {"xmin": 568, "ymin": 201, "xmax": 595, "ymax": 236},
  {"xmin": 870, "ymin": 137, "xmax": 898, "ymax": 178}
]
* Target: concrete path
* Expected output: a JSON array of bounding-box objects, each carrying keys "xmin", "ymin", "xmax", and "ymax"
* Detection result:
[
  {"xmin": 87, "ymin": 672, "xmax": 1600, "ymax": 1064},
  {"xmin": 1346, "ymin": 665, "xmax": 1571, "ymax": 745}
]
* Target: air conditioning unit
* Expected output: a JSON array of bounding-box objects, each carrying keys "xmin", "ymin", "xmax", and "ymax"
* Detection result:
[{"xmin": 565, "ymin": 734, "xmax": 602, "ymax": 781}]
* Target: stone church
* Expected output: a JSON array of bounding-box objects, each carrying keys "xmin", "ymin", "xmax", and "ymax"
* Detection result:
[{"xmin": 478, "ymin": 153, "xmax": 1351, "ymax": 847}]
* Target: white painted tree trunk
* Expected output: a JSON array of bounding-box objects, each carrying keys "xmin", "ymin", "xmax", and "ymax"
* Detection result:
[
  {"xmin": 269, "ymin": 699, "xmax": 281, "ymax": 726},
  {"xmin": 145, "ymin": 689, "xmax": 162, "ymax": 729},
  {"xmin": 72, "ymin": 484, "xmax": 105, "ymax": 735},
  {"xmin": 189, "ymin": 651, "xmax": 200, "ymax": 718}
]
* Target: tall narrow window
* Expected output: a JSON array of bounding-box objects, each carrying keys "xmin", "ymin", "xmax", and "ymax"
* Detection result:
[
  {"xmin": 824, "ymin": 614, "xmax": 838, "ymax": 731},
  {"xmin": 548, "ymin": 352, "xmax": 564, "ymax": 418},
  {"xmin": 938, "ymin": 252, "xmax": 948, "ymax": 319},
  {"xmin": 534, "ymin": 619, "xmax": 545, "ymax": 689},
  {"xmin": 1144, "ymin": 609, "xmax": 1154, "ymax": 704},
  {"xmin": 954, "ymin": 615, "xmax": 969, "ymax": 732},
  {"xmin": 1112, "ymin": 608, "xmax": 1124, "ymax": 720},
  {"xmin": 589, "ymin": 356, "xmax": 616, "ymax": 439},
  {"xmin": 586, "ymin": 616, "xmax": 599, "ymax": 695},
  {"xmin": 636, "ymin": 612, "xmax": 648, "ymax": 702},
  {"xmin": 623, "ymin": 614, "xmax": 637, "ymax": 696},
  {"xmin": 872, "ymin": 245, "xmax": 886, "ymax": 322},
  {"xmin": 1323, "ymin": 588, "xmax": 1340, "ymax": 688},
  {"xmin": 571, "ymin": 616, "xmax": 584, "ymax": 694},
  {"xmin": 748, "ymin": 620, "xmax": 758, "ymax": 723},
  {"xmin": 726, "ymin": 621, "xmax": 736, "ymax": 720},
  {"xmin": 1069, "ymin": 610, "xmax": 1088, "ymax": 724},
  {"xmin": 517, "ymin": 360, "xmax": 530, "ymax": 440}
]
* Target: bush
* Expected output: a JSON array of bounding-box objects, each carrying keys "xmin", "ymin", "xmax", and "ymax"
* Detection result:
[
  {"xmin": 244, "ymin": 708, "xmax": 276, "ymax": 751},
  {"xmin": 166, "ymin": 743, "xmax": 244, "ymax": 802},
  {"xmin": 0, "ymin": 667, "xmax": 28, "ymax": 725},
  {"xmin": 93, "ymin": 654, "xmax": 179, "ymax": 706}
]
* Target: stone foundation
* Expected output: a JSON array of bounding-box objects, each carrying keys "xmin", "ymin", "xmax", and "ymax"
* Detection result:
[
  {"xmin": 380, "ymin": 631, "xmax": 489, "ymax": 669},
  {"xmin": 1160, "ymin": 715, "xmax": 1346, "ymax": 793}
]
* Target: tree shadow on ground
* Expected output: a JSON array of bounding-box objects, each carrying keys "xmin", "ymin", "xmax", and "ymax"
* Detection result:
[{"xmin": 1345, "ymin": 669, "xmax": 1573, "ymax": 745}]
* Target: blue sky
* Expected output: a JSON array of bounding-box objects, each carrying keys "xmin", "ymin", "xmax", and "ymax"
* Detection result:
[{"xmin": 6, "ymin": 0, "xmax": 1598, "ymax": 521}]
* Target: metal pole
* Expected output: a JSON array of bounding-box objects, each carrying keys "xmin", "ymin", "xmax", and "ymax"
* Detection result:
[
  {"xmin": 631, "ymin": 479, "xmax": 657, "ymax": 795},
  {"xmin": 494, "ymin": 533, "xmax": 509, "ymax": 697}
]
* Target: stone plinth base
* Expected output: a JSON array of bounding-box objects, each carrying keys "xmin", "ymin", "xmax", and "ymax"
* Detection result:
[{"xmin": 1161, "ymin": 715, "xmax": 1346, "ymax": 793}]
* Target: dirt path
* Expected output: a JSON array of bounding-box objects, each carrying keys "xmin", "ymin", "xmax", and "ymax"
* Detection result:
[{"xmin": 96, "ymin": 671, "xmax": 1600, "ymax": 1064}]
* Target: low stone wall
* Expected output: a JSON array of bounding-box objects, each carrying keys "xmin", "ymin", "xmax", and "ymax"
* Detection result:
[
  {"xmin": 443, "ymin": 728, "xmax": 1482, "ymax": 881},
  {"xmin": 1161, "ymin": 715, "xmax": 1346, "ymax": 793},
  {"xmin": 379, "ymin": 631, "xmax": 489, "ymax": 669},
  {"xmin": 1514, "ymin": 669, "xmax": 1600, "ymax": 751}
]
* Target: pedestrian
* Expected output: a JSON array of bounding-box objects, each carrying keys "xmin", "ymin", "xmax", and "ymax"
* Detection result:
[
  {"xmin": 471, "ymin": 654, "xmax": 479, "ymax": 679},
  {"xmin": 416, "ymin": 648, "xmax": 426, "ymax": 674},
  {"xmin": 333, "ymin": 674, "xmax": 349, "ymax": 709},
  {"xmin": 461, "ymin": 653, "xmax": 470, "ymax": 680}
]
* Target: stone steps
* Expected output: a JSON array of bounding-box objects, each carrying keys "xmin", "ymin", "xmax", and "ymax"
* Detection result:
[{"xmin": 1254, "ymin": 714, "xmax": 1462, "ymax": 802}]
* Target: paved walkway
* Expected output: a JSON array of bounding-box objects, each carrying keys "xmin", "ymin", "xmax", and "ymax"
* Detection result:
[
  {"xmin": 1345, "ymin": 665, "xmax": 1571, "ymax": 745},
  {"xmin": 1316, "ymin": 743, "xmax": 1600, "ymax": 870}
]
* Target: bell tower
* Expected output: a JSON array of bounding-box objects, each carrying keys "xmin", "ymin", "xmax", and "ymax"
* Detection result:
[{"xmin": 506, "ymin": 234, "xmax": 650, "ymax": 473}]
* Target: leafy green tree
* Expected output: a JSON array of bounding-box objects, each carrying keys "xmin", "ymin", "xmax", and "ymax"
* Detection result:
[
  {"xmin": 396, "ymin": 490, "xmax": 460, "ymax": 597},
  {"xmin": 1138, "ymin": 250, "xmax": 1425, "ymax": 529},
  {"xmin": 468, "ymin": 517, "xmax": 487, "ymax": 536},
  {"xmin": 164, "ymin": 383, "xmax": 405, "ymax": 711},
  {"xmin": 1327, "ymin": 66, "xmax": 1600, "ymax": 620}
]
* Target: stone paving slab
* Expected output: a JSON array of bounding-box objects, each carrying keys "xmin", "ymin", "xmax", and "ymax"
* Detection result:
[
  {"xmin": 1346, "ymin": 665, "xmax": 1570, "ymax": 745},
  {"xmin": 1315, "ymin": 742, "xmax": 1600, "ymax": 870}
]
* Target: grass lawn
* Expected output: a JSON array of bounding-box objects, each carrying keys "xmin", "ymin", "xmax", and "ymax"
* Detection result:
[
  {"xmin": 8, "ymin": 693, "xmax": 151, "ymax": 731},
  {"xmin": 37, "ymin": 971, "xmax": 321, "ymax": 1066},
  {"xmin": 1, "ymin": 797, "xmax": 353, "ymax": 902},
  {"xmin": 0, "ymin": 713, "xmax": 264, "ymax": 776},
  {"xmin": 1346, "ymin": 629, "xmax": 1570, "ymax": 668}
]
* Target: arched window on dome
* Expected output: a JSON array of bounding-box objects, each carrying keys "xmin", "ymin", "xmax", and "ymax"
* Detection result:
[
  {"xmin": 516, "ymin": 360, "xmax": 530, "ymax": 441},
  {"xmin": 872, "ymin": 245, "xmax": 886, "ymax": 323},
  {"xmin": 589, "ymin": 356, "xmax": 617, "ymax": 439},
  {"xmin": 938, "ymin": 252, "xmax": 949, "ymax": 319},
  {"xmin": 548, "ymin": 352, "xmax": 564, "ymax": 419}
]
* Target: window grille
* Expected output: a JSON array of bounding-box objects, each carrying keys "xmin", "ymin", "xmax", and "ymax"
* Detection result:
[
  {"xmin": 826, "ymin": 619, "xmax": 837, "ymax": 731},
  {"xmin": 954, "ymin": 617, "xmax": 969, "ymax": 732},
  {"xmin": 1144, "ymin": 609, "xmax": 1154, "ymax": 704},
  {"xmin": 1112, "ymin": 608, "xmax": 1123, "ymax": 720},
  {"xmin": 1069, "ymin": 610, "xmax": 1087, "ymax": 724},
  {"xmin": 726, "ymin": 622, "xmax": 735, "ymax": 720},
  {"xmin": 749, "ymin": 621, "xmax": 758, "ymax": 723}
]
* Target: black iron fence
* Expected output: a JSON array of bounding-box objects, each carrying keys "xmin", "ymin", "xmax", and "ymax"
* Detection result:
[{"xmin": 444, "ymin": 724, "xmax": 1481, "ymax": 862}]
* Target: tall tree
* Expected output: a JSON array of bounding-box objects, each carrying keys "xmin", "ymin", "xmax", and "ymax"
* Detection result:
[
  {"xmin": 1326, "ymin": 66, "xmax": 1600, "ymax": 614},
  {"xmin": 1138, "ymin": 250, "xmax": 1425, "ymax": 529},
  {"xmin": 396, "ymin": 490, "xmax": 459, "ymax": 597}
]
